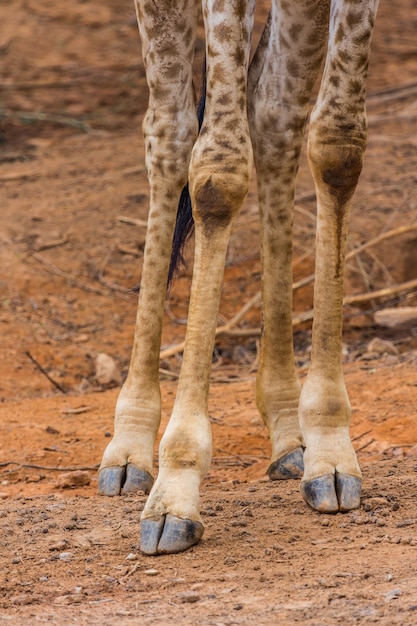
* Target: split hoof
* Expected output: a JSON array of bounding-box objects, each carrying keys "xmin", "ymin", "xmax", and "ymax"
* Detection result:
[
  {"xmin": 140, "ymin": 514, "xmax": 204, "ymax": 555},
  {"xmin": 301, "ymin": 472, "xmax": 362, "ymax": 513},
  {"xmin": 98, "ymin": 464, "xmax": 154, "ymax": 496},
  {"xmin": 268, "ymin": 447, "xmax": 304, "ymax": 480}
]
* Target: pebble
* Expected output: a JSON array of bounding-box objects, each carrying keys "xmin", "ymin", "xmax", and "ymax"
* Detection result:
[
  {"xmin": 55, "ymin": 470, "xmax": 91, "ymax": 489},
  {"xmin": 54, "ymin": 594, "xmax": 83, "ymax": 605},
  {"xmin": 126, "ymin": 552, "xmax": 137, "ymax": 561},
  {"xmin": 144, "ymin": 569, "xmax": 159, "ymax": 576},
  {"xmin": 95, "ymin": 353, "xmax": 122, "ymax": 386},
  {"xmin": 59, "ymin": 551, "xmax": 73, "ymax": 562},
  {"xmin": 367, "ymin": 338, "xmax": 399, "ymax": 356},
  {"xmin": 49, "ymin": 539, "xmax": 69, "ymax": 551},
  {"xmin": 11, "ymin": 594, "xmax": 33, "ymax": 606},
  {"xmin": 385, "ymin": 589, "xmax": 401, "ymax": 601},
  {"xmin": 176, "ymin": 591, "xmax": 200, "ymax": 604},
  {"xmin": 74, "ymin": 334, "xmax": 89, "ymax": 343}
]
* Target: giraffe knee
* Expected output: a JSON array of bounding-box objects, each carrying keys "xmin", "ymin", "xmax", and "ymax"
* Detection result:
[
  {"xmin": 190, "ymin": 170, "xmax": 250, "ymax": 233},
  {"xmin": 307, "ymin": 124, "xmax": 366, "ymax": 205}
]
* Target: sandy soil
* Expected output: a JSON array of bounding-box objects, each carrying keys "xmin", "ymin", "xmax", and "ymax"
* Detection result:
[{"xmin": 1, "ymin": 0, "xmax": 417, "ymax": 624}]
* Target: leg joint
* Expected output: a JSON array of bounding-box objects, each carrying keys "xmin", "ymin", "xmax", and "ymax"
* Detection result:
[
  {"xmin": 190, "ymin": 170, "xmax": 249, "ymax": 233},
  {"xmin": 308, "ymin": 124, "xmax": 366, "ymax": 205}
]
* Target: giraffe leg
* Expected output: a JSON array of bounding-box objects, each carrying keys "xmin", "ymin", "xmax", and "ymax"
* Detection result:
[
  {"xmin": 299, "ymin": 0, "xmax": 379, "ymax": 512},
  {"xmin": 248, "ymin": 1, "xmax": 330, "ymax": 480},
  {"xmin": 98, "ymin": 0, "xmax": 199, "ymax": 497},
  {"xmin": 140, "ymin": 0, "xmax": 255, "ymax": 555}
]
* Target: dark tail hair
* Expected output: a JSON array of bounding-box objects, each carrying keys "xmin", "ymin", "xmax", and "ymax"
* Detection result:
[{"xmin": 167, "ymin": 60, "xmax": 207, "ymax": 287}]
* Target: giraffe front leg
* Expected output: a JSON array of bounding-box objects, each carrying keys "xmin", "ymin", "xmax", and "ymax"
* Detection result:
[
  {"xmin": 140, "ymin": 208, "xmax": 245, "ymax": 554},
  {"xmin": 98, "ymin": 0, "xmax": 199, "ymax": 497},
  {"xmin": 139, "ymin": 0, "xmax": 255, "ymax": 554}
]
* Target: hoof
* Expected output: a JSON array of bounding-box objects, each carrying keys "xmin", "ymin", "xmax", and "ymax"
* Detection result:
[
  {"xmin": 140, "ymin": 514, "xmax": 204, "ymax": 555},
  {"xmin": 335, "ymin": 473, "xmax": 362, "ymax": 512},
  {"xmin": 98, "ymin": 464, "xmax": 154, "ymax": 496},
  {"xmin": 268, "ymin": 447, "xmax": 304, "ymax": 480},
  {"xmin": 122, "ymin": 464, "xmax": 154, "ymax": 495},
  {"xmin": 301, "ymin": 472, "xmax": 362, "ymax": 513}
]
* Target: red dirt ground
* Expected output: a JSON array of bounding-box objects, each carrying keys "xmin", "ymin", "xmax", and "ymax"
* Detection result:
[{"xmin": 1, "ymin": 1, "xmax": 417, "ymax": 624}]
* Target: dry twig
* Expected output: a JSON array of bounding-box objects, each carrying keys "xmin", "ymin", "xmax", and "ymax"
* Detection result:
[
  {"xmin": 25, "ymin": 350, "xmax": 66, "ymax": 394},
  {"xmin": 117, "ymin": 215, "xmax": 148, "ymax": 228},
  {"xmin": 97, "ymin": 249, "xmax": 132, "ymax": 295},
  {"xmin": 0, "ymin": 170, "xmax": 41, "ymax": 182},
  {"xmin": 29, "ymin": 251, "xmax": 129, "ymax": 300},
  {"xmin": 1, "ymin": 109, "xmax": 91, "ymax": 132},
  {"xmin": 0, "ymin": 461, "xmax": 99, "ymax": 473}
]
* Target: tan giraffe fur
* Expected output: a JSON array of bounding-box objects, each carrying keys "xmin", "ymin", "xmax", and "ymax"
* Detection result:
[{"xmin": 99, "ymin": 0, "xmax": 379, "ymax": 554}]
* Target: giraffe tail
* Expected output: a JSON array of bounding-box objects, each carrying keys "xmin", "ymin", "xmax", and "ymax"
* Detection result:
[{"xmin": 167, "ymin": 59, "xmax": 207, "ymax": 288}]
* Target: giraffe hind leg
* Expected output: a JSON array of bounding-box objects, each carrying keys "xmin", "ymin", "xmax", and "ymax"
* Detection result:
[
  {"xmin": 98, "ymin": 0, "xmax": 199, "ymax": 497},
  {"xmin": 299, "ymin": 0, "xmax": 379, "ymax": 513},
  {"xmin": 248, "ymin": 0, "xmax": 330, "ymax": 482}
]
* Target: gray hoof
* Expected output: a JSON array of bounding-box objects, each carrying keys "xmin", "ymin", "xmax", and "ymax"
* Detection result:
[
  {"xmin": 335, "ymin": 473, "xmax": 362, "ymax": 512},
  {"xmin": 140, "ymin": 514, "xmax": 204, "ymax": 555},
  {"xmin": 301, "ymin": 472, "xmax": 362, "ymax": 513},
  {"xmin": 122, "ymin": 464, "xmax": 154, "ymax": 495},
  {"xmin": 98, "ymin": 464, "xmax": 153, "ymax": 496},
  {"xmin": 268, "ymin": 447, "xmax": 304, "ymax": 480}
]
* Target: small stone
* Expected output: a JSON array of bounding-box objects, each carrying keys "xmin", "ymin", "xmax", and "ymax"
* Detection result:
[
  {"xmin": 74, "ymin": 334, "xmax": 89, "ymax": 343},
  {"xmin": 176, "ymin": 591, "xmax": 200, "ymax": 604},
  {"xmin": 391, "ymin": 447, "xmax": 405, "ymax": 459},
  {"xmin": 49, "ymin": 539, "xmax": 69, "ymax": 551},
  {"xmin": 144, "ymin": 569, "xmax": 159, "ymax": 576},
  {"xmin": 46, "ymin": 425, "xmax": 60, "ymax": 435},
  {"xmin": 55, "ymin": 470, "xmax": 91, "ymax": 489},
  {"xmin": 407, "ymin": 444, "xmax": 417, "ymax": 458},
  {"xmin": 55, "ymin": 594, "xmax": 82, "ymax": 605},
  {"xmin": 385, "ymin": 589, "xmax": 401, "ymax": 601},
  {"xmin": 59, "ymin": 551, "xmax": 73, "ymax": 562},
  {"xmin": 95, "ymin": 353, "xmax": 122, "ymax": 386},
  {"xmin": 126, "ymin": 552, "xmax": 137, "ymax": 561},
  {"xmin": 364, "ymin": 497, "xmax": 388, "ymax": 509},
  {"xmin": 367, "ymin": 338, "xmax": 399, "ymax": 356},
  {"xmin": 390, "ymin": 537, "xmax": 401, "ymax": 544},
  {"xmin": 11, "ymin": 594, "xmax": 33, "ymax": 606}
]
